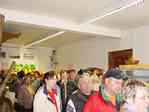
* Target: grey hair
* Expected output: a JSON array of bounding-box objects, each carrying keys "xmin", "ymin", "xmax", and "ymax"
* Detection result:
[{"xmin": 77, "ymin": 73, "xmax": 90, "ymax": 86}]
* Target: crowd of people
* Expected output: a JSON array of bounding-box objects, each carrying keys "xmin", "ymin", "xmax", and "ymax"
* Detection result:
[{"xmin": 0, "ymin": 67, "xmax": 148, "ymax": 112}]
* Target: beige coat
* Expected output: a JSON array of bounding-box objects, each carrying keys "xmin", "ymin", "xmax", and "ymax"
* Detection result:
[{"xmin": 33, "ymin": 86, "xmax": 61, "ymax": 112}]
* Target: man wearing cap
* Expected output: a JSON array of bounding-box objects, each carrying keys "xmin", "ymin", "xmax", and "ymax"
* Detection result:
[{"xmin": 83, "ymin": 68, "xmax": 124, "ymax": 112}]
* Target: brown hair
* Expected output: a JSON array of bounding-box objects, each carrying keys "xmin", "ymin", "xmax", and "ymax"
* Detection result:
[
  {"xmin": 60, "ymin": 70, "xmax": 66, "ymax": 76},
  {"xmin": 123, "ymin": 80, "xmax": 147, "ymax": 101},
  {"xmin": 43, "ymin": 70, "xmax": 57, "ymax": 80}
]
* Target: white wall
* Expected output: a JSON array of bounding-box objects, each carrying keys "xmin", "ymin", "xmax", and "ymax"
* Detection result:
[
  {"xmin": 1, "ymin": 25, "xmax": 148, "ymax": 72},
  {"xmin": 57, "ymin": 25, "xmax": 149, "ymax": 70},
  {"xmin": 56, "ymin": 36, "xmax": 131, "ymax": 70},
  {"xmin": 0, "ymin": 44, "xmax": 53, "ymax": 72},
  {"xmin": 129, "ymin": 25, "xmax": 149, "ymax": 64}
]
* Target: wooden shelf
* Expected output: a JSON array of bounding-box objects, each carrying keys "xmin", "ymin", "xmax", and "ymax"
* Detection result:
[{"xmin": 120, "ymin": 64, "xmax": 149, "ymax": 70}]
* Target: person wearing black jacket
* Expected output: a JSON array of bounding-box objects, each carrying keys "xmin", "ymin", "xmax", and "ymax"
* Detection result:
[{"xmin": 66, "ymin": 73, "xmax": 92, "ymax": 112}]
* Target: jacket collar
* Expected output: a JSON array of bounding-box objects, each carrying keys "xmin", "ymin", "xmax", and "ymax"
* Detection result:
[{"xmin": 99, "ymin": 84, "xmax": 123, "ymax": 111}]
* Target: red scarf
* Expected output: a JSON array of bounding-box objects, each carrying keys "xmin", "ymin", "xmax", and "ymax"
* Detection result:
[{"xmin": 48, "ymin": 89, "xmax": 58, "ymax": 112}]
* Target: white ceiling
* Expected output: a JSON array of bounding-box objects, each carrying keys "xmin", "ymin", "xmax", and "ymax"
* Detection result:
[
  {"xmin": 0, "ymin": 0, "xmax": 149, "ymax": 48},
  {"xmin": 0, "ymin": 0, "xmax": 121, "ymax": 23},
  {"xmin": 33, "ymin": 32, "xmax": 96, "ymax": 48},
  {"xmin": 93, "ymin": 0, "xmax": 149, "ymax": 29}
]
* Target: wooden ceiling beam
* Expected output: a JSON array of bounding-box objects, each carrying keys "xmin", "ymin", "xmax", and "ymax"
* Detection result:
[
  {"xmin": 0, "ymin": 14, "xmax": 21, "ymax": 44},
  {"xmin": 2, "ymin": 31, "xmax": 21, "ymax": 43}
]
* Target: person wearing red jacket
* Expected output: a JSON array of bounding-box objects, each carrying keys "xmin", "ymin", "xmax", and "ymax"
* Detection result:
[{"xmin": 83, "ymin": 68, "xmax": 124, "ymax": 112}]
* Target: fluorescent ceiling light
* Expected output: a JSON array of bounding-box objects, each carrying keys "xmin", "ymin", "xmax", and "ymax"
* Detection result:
[
  {"xmin": 83, "ymin": 0, "xmax": 144, "ymax": 24},
  {"xmin": 23, "ymin": 31, "xmax": 65, "ymax": 48}
]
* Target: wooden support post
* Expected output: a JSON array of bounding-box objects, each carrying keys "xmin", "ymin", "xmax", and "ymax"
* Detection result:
[{"xmin": 0, "ymin": 15, "xmax": 4, "ymax": 45}]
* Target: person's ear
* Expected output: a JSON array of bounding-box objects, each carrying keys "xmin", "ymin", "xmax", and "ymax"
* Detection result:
[
  {"xmin": 105, "ymin": 79, "xmax": 108, "ymax": 85},
  {"xmin": 105, "ymin": 78, "xmax": 112, "ymax": 85}
]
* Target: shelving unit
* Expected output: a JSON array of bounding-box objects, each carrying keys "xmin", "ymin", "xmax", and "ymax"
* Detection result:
[{"xmin": 120, "ymin": 65, "xmax": 149, "ymax": 84}]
